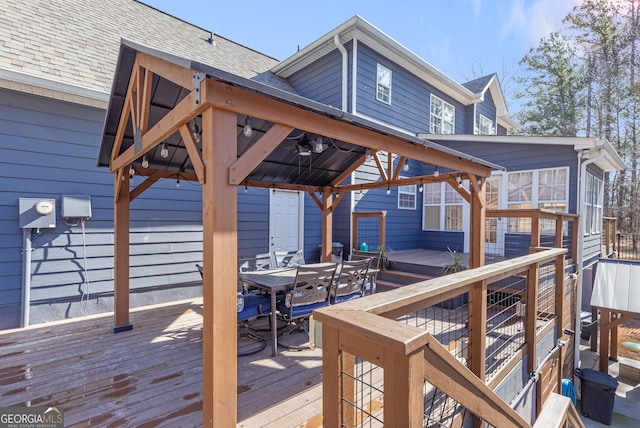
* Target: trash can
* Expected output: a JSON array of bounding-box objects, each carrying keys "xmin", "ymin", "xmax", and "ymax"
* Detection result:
[
  {"xmin": 575, "ymin": 368, "xmax": 618, "ymax": 425},
  {"xmin": 331, "ymin": 242, "xmax": 343, "ymax": 263}
]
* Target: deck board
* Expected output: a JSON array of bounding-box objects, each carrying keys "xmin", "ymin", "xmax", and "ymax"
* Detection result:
[{"xmin": 0, "ymin": 298, "xmax": 324, "ymax": 427}]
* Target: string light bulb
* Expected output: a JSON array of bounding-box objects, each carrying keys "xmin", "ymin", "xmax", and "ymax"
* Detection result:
[
  {"xmin": 243, "ymin": 117, "xmax": 253, "ymax": 137},
  {"xmin": 314, "ymin": 136, "xmax": 324, "ymax": 153},
  {"xmin": 129, "ymin": 165, "xmax": 135, "ymax": 177},
  {"xmin": 176, "ymin": 179, "xmax": 180, "ymax": 188},
  {"xmin": 141, "ymin": 155, "xmax": 149, "ymax": 168},
  {"xmin": 419, "ymin": 183, "xmax": 423, "ymax": 192},
  {"xmin": 434, "ymin": 167, "xmax": 439, "ymax": 177},
  {"xmin": 191, "ymin": 122, "xmax": 201, "ymax": 144},
  {"xmin": 386, "ymin": 186, "xmax": 391, "ymax": 195},
  {"xmin": 365, "ymin": 148, "xmax": 372, "ymax": 162},
  {"xmin": 160, "ymin": 142, "xmax": 169, "ymax": 158},
  {"xmin": 403, "ymin": 159, "xmax": 409, "ymax": 172}
]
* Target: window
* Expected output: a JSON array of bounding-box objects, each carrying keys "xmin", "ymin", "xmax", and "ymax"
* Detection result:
[
  {"xmin": 422, "ymin": 182, "xmax": 463, "ymax": 230},
  {"xmin": 478, "ymin": 114, "xmax": 494, "ymax": 135},
  {"xmin": 506, "ymin": 167, "xmax": 569, "ymax": 232},
  {"xmin": 585, "ymin": 172, "xmax": 603, "ymax": 235},
  {"xmin": 398, "ymin": 183, "xmax": 416, "ymax": 210},
  {"xmin": 376, "ymin": 64, "xmax": 391, "ymax": 104},
  {"xmin": 430, "ymin": 94, "xmax": 455, "ymax": 134}
]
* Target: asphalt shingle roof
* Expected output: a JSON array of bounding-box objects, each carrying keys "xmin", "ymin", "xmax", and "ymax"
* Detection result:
[{"xmin": 0, "ymin": 0, "xmax": 292, "ymax": 95}]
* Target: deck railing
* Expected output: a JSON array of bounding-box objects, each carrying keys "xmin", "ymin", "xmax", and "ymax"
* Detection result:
[{"xmin": 314, "ymin": 247, "xmax": 580, "ymax": 427}]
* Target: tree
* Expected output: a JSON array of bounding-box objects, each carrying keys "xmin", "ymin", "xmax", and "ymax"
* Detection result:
[{"xmin": 515, "ymin": 32, "xmax": 586, "ymax": 136}]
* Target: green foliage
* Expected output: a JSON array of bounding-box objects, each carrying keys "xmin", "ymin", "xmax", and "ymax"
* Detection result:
[{"xmin": 442, "ymin": 247, "xmax": 467, "ymax": 275}]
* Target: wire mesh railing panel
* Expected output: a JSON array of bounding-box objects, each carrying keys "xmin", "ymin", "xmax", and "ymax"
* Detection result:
[
  {"xmin": 486, "ymin": 273, "xmax": 527, "ymax": 379},
  {"xmin": 340, "ymin": 357, "xmax": 384, "ymax": 427},
  {"xmin": 536, "ymin": 260, "xmax": 556, "ymax": 327},
  {"xmin": 422, "ymin": 382, "xmax": 471, "ymax": 428}
]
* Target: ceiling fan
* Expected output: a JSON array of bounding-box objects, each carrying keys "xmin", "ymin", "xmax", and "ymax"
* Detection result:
[{"xmin": 283, "ymin": 133, "xmax": 329, "ymax": 156}]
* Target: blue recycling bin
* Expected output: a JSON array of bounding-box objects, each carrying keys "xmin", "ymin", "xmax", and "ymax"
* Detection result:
[{"xmin": 575, "ymin": 368, "xmax": 618, "ymax": 425}]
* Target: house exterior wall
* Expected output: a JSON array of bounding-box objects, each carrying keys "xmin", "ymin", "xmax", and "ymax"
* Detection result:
[
  {"xmin": 287, "ymin": 47, "xmax": 345, "ymax": 110},
  {"xmin": 475, "ymin": 90, "xmax": 497, "ymax": 133}
]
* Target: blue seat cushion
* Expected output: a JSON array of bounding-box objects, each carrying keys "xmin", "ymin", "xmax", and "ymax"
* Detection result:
[
  {"xmin": 238, "ymin": 294, "xmax": 271, "ymax": 321},
  {"xmin": 332, "ymin": 291, "xmax": 363, "ymax": 304},
  {"xmin": 277, "ymin": 300, "xmax": 328, "ymax": 319}
]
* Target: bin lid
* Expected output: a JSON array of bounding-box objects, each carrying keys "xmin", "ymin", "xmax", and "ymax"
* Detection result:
[
  {"xmin": 332, "ymin": 242, "xmax": 343, "ymax": 247},
  {"xmin": 576, "ymin": 368, "xmax": 619, "ymax": 389}
]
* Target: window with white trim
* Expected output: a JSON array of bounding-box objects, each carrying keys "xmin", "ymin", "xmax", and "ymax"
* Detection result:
[
  {"xmin": 398, "ymin": 183, "xmax": 417, "ymax": 210},
  {"xmin": 430, "ymin": 94, "xmax": 455, "ymax": 134},
  {"xmin": 584, "ymin": 172, "xmax": 603, "ymax": 235},
  {"xmin": 507, "ymin": 167, "xmax": 569, "ymax": 232},
  {"xmin": 422, "ymin": 182, "xmax": 463, "ymax": 231},
  {"xmin": 478, "ymin": 114, "xmax": 494, "ymax": 135},
  {"xmin": 376, "ymin": 64, "xmax": 391, "ymax": 104}
]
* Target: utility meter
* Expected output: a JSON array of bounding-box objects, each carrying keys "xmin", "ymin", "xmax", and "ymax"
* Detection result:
[{"xmin": 19, "ymin": 198, "xmax": 56, "ymax": 229}]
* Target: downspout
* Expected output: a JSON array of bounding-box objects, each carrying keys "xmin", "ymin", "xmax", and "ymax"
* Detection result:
[
  {"xmin": 21, "ymin": 228, "xmax": 33, "ymax": 327},
  {"xmin": 574, "ymin": 147, "xmax": 607, "ymax": 370},
  {"xmin": 334, "ymin": 34, "xmax": 348, "ymax": 112}
]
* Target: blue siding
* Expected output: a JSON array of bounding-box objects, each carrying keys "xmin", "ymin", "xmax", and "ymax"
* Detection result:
[
  {"xmin": 421, "ymin": 231, "xmax": 465, "ymax": 252},
  {"xmin": 439, "ymin": 141, "xmax": 579, "ymax": 213},
  {"xmin": 476, "ymin": 90, "xmax": 497, "ymax": 131},
  {"xmin": 288, "ymin": 48, "xmax": 344, "ymax": 109},
  {"xmin": 354, "ymin": 43, "xmax": 466, "ymax": 134}
]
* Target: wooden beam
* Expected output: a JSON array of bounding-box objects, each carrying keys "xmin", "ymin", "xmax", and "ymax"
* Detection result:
[
  {"xmin": 321, "ymin": 187, "xmax": 333, "ymax": 262},
  {"xmin": 228, "ymin": 124, "xmax": 294, "ymax": 185},
  {"xmin": 111, "ymin": 90, "xmax": 206, "ymax": 172},
  {"xmin": 137, "ymin": 51, "xmax": 196, "ymax": 90},
  {"xmin": 308, "ymin": 191, "xmax": 322, "ymax": 211},
  {"xmin": 468, "ymin": 280, "xmax": 487, "ymax": 381},
  {"xmin": 373, "ymin": 151, "xmax": 388, "ymax": 181},
  {"xmin": 201, "ymin": 107, "xmax": 238, "ymax": 427},
  {"xmin": 469, "ymin": 178, "xmax": 485, "ymax": 268},
  {"xmin": 113, "ymin": 170, "xmax": 132, "ymax": 332},
  {"xmin": 130, "ymin": 169, "xmax": 167, "ymax": 201},
  {"xmin": 205, "ymin": 80, "xmax": 492, "ymax": 177},
  {"xmin": 178, "ymin": 124, "xmax": 205, "ymax": 184},
  {"xmin": 330, "ymin": 154, "xmax": 365, "ymax": 187},
  {"xmin": 111, "ymin": 58, "xmax": 138, "ymax": 163},
  {"xmin": 242, "ymin": 180, "xmax": 321, "ymax": 193}
]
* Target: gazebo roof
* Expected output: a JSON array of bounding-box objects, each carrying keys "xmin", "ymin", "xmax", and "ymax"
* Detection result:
[{"xmin": 97, "ymin": 39, "xmax": 501, "ymax": 190}]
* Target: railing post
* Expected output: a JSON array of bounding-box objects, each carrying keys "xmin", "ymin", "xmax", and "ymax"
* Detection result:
[
  {"xmin": 525, "ymin": 263, "xmax": 540, "ymax": 415},
  {"xmin": 468, "ymin": 280, "xmax": 487, "ymax": 382},
  {"xmin": 322, "ymin": 323, "xmax": 342, "ymax": 428},
  {"xmin": 384, "ymin": 348, "xmax": 424, "ymax": 428}
]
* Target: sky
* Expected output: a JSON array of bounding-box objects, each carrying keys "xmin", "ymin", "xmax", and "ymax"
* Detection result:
[{"xmin": 142, "ymin": 0, "xmax": 582, "ymax": 114}]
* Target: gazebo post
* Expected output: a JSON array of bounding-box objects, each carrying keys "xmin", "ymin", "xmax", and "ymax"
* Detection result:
[
  {"xmin": 321, "ymin": 187, "xmax": 334, "ymax": 262},
  {"xmin": 113, "ymin": 169, "xmax": 132, "ymax": 332},
  {"xmin": 201, "ymin": 106, "xmax": 239, "ymax": 427}
]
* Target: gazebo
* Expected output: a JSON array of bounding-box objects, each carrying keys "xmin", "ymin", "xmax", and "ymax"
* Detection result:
[{"xmin": 97, "ymin": 39, "xmax": 499, "ymax": 426}]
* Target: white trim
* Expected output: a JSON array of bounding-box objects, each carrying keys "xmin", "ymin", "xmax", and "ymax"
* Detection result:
[
  {"xmin": 376, "ymin": 63, "xmax": 392, "ymax": 104},
  {"xmin": 0, "ymin": 67, "xmax": 109, "ymax": 108},
  {"xmin": 352, "ymin": 33, "xmax": 358, "ymax": 115}
]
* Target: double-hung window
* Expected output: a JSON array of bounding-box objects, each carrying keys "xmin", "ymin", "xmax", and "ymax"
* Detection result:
[
  {"xmin": 376, "ymin": 64, "xmax": 391, "ymax": 104},
  {"xmin": 422, "ymin": 182, "xmax": 463, "ymax": 230},
  {"xmin": 398, "ymin": 183, "xmax": 417, "ymax": 210},
  {"xmin": 430, "ymin": 94, "xmax": 455, "ymax": 134},
  {"xmin": 584, "ymin": 172, "xmax": 603, "ymax": 235},
  {"xmin": 478, "ymin": 114, "xmax": 494, "ymax": 135}
]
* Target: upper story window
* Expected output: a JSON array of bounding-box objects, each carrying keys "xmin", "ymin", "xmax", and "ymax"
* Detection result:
[
  {"xmin": 478, "ymin": 114, "xmax": 494, "ymax": 135},
  {"xmin": 398, "ymin": 183, "xmax": 416, "ymax": 210},
  {"xmin": 376, "ymin": 64, "xmax": 392, "ymax": 104},
  {"xmin": 585, "ymin": 172, "xmax": 603, "ymax": 235},
  {"xmin": 430, "ymin": 94, "xmax": 455, "ymax": 134}
]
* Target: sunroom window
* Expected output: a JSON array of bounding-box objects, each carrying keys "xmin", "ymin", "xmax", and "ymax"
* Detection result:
[{"xmin": 422, "ymin": 182, "xmax": 462, "ymax": 230}]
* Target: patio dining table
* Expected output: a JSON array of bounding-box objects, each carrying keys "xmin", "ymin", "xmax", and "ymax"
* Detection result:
[{"xmin": 238, "ymin": 261, "xmax": 378, "ymax": 356}]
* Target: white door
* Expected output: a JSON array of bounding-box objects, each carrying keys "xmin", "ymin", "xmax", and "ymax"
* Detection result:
[
  {"xmin": 269, "ymin": 189, "xmax": 303, "ymax": 252},
  {"xmin": 484, "ymin": 175, "xmax": 505, "ymax": 256}
]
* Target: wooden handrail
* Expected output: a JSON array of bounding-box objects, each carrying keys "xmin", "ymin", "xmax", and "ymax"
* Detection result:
[{"xmin": 533, "ymin": 393, "xmax": 585, "ymax": 428}]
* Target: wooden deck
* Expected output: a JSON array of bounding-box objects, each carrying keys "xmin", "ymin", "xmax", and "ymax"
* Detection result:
[{"xmin": 0, "ymin": 298, "xmax": 324, "ymax": 427}]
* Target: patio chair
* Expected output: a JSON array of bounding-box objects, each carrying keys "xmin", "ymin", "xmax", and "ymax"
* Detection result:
[
  {"xmin": 238, "ymin": 253, "xmax": 273, "ymax": 272},
  {"xmin": 272, "ymin": 249, "xmax": 305, "ymax": 268},
  {"xmin": 350, "ymin": 249, "xmax": 381, "ymax": 294},
  {"xmin": 330, "ymin": 258, "xmax": 371, "ymax": 304},
  {"xmin": 196, "ymin": 264, "xmax": 271, "ymax": 356},
  {"xmin": 276, "ymin": 263, "xmax": 337, "ymax": 350}
]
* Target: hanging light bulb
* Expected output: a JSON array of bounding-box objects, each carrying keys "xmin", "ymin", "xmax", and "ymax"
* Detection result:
[
  {"xmin": 191, "ymin": 122, "xmax": 201, "ymax": 144},
  {"xmin": 403, "ymin": 159, "xmax": 409, "ymax": 172},
  {"xmin": 419, "ymin": 183, "xmax": 423, "ymax": 192},
  {"xmin": 141, "ymin": 155, "xmax": 149, "ymax": 168},
  {"xmin": 386, "ymin": 186, "xmax": 391, "ymax": 195},
  {"xmin": 365, "ymin": 148, "xmax": 372, "ymax": 162},
  {"xmin": 243, "ymin": 117, "xmax": 253, "ymax": 137},
  {"xmin": 433, "ymin": 167, "xmax": 439, "ymax": 177},
  {"xmin": 457, "ymin": 173, "xmax": 463, "ymax": 188},
  {"xmin": 244, "ymin": 185, "xmax": 248, "ymax": 193},
  {"xmin": 314, "ymin": 136, "xmax": 324, "ymax": 153},
  {"xmin": 129, "ymin": 165, "xmax": 135, "ymax": 177},
  {"xmin": 160, "ymin": 142, "xmax": 169, "ymax": 158},
  {"xmin": 176, "ymin": 179, "xmax": 180, "ymax": 188}
]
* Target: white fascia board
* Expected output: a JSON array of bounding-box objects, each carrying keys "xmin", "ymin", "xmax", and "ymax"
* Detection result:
[
  {"xmin": 272, "ymin": 16, "xmax": 480, "ymax": 105},
  {"xmin": 0, "ymin": 67, "xmax": 109, "ymax": 108}
]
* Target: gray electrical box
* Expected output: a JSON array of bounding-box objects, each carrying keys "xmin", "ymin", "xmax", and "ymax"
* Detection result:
[
  {"xmin": 19, "ymin": 198, "xmax": 57, "ymax": 229},
  {"xmin": 61, "ymin": 195, "xmax": 92, "ymax": 219}
]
